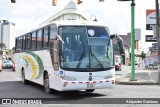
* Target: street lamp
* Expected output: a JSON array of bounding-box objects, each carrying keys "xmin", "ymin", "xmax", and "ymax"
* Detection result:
[{"xmin": 118, "ymin": 0, "xmax": 136, "ymax": 81}]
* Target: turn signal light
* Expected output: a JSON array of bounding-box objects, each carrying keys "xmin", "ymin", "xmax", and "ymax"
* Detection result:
[
  {"xmin": 11, "ymin": 0, "xmax": 16, "ymax": 3},
  {"xmin": 52, "ymin": 0, "xmax": 57, "ymax": 6},
  {"xmin": 77, "ymin": 0, "xmax": 83, "ymax": 4}
]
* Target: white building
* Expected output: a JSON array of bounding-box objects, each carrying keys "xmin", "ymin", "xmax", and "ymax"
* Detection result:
[
  {"xmin": 40, "ymin": 0, "xmax": 88, "ymax": 26},
  {"xmin": 0, "ymin": 20, "xmax": 15, "ymax": 49}
]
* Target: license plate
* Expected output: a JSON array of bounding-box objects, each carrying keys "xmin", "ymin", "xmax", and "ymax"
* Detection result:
[{"xmin": 87, "ymin": 83, "xmax": 95, "ymax": 89}]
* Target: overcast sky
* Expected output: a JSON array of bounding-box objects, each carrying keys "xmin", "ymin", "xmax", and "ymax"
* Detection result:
[{"xmin": 0, "ymin": 0, "xmax": 156, "ymax": 52}]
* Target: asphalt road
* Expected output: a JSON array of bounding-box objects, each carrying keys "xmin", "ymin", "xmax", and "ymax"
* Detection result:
[{"xmin": 0, "ymin": 69, "xmax": 160, "ymax": 106}]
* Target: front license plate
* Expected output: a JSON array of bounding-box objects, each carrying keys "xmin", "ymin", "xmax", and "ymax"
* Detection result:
[{"xmin": 87, "ymin": 83, "xmax": 95, "ymax": 89}]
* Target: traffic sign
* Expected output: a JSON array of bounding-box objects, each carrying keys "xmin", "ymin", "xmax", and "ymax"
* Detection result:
[
  {"xmin": 145, "ymin": 35, "xmax": 157, "ymax": 42},
  {"xmin": 146, "ymin": 9, "xmax": 156, "ymax": 30}
]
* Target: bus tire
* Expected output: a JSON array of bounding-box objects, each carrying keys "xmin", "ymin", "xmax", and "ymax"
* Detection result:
[
  {"xmin": 44, "ymin": 73, "xmax": 51, "ymax": 94},
  {"xmin": 22, "ymin": 69, "xmax": 28, "ymax": 84},
  {"xmin": 86, "ymin": 89, "xmax": 95, "ymax": 93}
]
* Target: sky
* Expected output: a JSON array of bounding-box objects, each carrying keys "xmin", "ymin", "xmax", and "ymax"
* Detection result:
[{"xmin": 0, "ymin": 0, "xmax": 156, "ymax": 52}]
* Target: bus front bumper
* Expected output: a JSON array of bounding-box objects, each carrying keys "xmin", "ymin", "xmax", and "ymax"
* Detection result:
[{"xmin": 59, "ymin": 79, "xmax": 115, "ymax": 91}]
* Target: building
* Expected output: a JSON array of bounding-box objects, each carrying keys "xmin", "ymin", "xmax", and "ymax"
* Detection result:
[
  {"xmin": 40, "ymin": 0, "xmax": 88, "ymax": 26},
  {"xmin": 0, "ymin": 20, "xmax": 15, "ymax": 49},
  {"xmin": 146, "ymin": 43, "xmax": 158, "ymax": 67}
]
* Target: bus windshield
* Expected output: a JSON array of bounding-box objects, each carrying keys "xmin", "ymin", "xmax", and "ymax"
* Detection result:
[{"xmin": 59, "ymin": 26, "xmax": 114, "ymax": 72}]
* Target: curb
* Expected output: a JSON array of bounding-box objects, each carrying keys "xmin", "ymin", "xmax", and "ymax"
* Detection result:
[{"xmin": 115, "ymin": 81, "xmax": 160, "ymax": 85}]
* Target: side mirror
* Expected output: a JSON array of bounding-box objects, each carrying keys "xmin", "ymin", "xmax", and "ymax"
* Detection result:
[
  {"xmin": 110, "ymin": 34, "xmax": 116, "ymax": 39},
  {"xmin": 116, "ymin": 35, "xmax": 125, "ymax": 55}
]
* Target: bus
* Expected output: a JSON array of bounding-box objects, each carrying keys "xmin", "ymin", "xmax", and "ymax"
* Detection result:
[{"xmin": 13, "ymin": 21, "xmax": 124, "ymax": 93}]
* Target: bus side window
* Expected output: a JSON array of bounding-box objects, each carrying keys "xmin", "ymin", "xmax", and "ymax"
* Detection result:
[
  {"xmin": 15, "ymin": 37, "xmax": 22, "ymax": 52},
  {"xmin": 26, "ymin": 34, "xmax": 32, "ymax": 50},
  {"xmin": 49, "ymin": 24, "xmax": 57, "ymax": 69},
  {"xmin": 31, "ymin": 32, "xmax": 36, "ymax": 50},
  {"xmin": 19, "ymin": 37, "xmax": 23, "ymax": 51},
  {"xmin": 15, "ymin": 38, "xmax": 20, "ymax": 52},
  {"xmin": 37, "ymin": 29, "xmax": 43, "ymax": 49},
  {"xmin": 22, "ymin": 36, "xmax": 26, "ymax": 51},
  {"xmin": 43, "ymin": 27, "xmax": 49, "ymax": 48},
  {"xmin": 50, "ymin": 24, "xmax": 57, "ymax": 48}
]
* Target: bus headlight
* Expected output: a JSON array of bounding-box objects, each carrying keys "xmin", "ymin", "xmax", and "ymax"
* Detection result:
[
  {"xmin": 60, "ymin": 76, "xmax": 77, "ymax": 81},
  {"xmin": 104, "ymin": 75, "xmax": 113, "ymax": 79}
]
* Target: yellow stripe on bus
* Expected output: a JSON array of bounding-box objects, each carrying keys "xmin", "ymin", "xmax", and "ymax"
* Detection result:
[{"xmin": 22, "ymin": 55, "xmax": 37, "ymax": 80}]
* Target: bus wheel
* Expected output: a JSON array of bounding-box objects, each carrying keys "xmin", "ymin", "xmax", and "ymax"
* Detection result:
[
  {"xmin": 22, "ymin": 70, "xmax": 28, "ymax": 84},
  {"xmin": 86, "ymin": 89, "xmax": 95, "ymax": 93},
  {"xmin": 44, "ymin": 74, "xmax": 51, "ymax": 94}
]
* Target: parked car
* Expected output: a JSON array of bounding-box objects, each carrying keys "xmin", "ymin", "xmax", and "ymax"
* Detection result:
[
  {"xmin": 135, "ymin": 60, "xmax": 139, "ymax": 65},
  {"xmin": 2, "ymin": 60, "xmax": 13, "ymax": 69},
  {"xmin": 128, "ymin": 61, "xmax": 140, "ymax": 66},
  {"xmin": 115, "ymin": 62, "xmax": 121, "ymax": 71}
]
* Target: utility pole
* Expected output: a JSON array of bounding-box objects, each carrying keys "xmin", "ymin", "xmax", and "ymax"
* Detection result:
[
  {"xmin": 118, "ymin": 0, "xmax": 136, "ymax": 81},
  {"xmin": 130, "ymin": 0, "xmax": 136, "ymax": 81},
  {"xmin": 155, "ymin": 0, "xmax": 160, "ymax": 82}
]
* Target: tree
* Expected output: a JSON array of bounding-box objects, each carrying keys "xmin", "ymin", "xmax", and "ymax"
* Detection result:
[
  {"xmin": 0, "ymin": 43, "xmax": 6, "ymax": 49},
  {"xmin": 0, "ymin": 43, "xmax": 6, "ymax": 55},
  {"xmin": 141, "ymin": 51, "xmax": 146, "ymax": 67}
]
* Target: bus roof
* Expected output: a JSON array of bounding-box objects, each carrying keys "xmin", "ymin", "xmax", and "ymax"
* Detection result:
[
  {"xmin": 17, "ymin": 20, "xmax": 109, "ymax": 37},
  {"xmin": 46, "ymin": 20, "xmax": 108, "ymax": 27}
]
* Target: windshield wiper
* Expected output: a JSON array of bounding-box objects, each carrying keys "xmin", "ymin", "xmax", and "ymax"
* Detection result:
[
  {"xmin": 106, "ymin": 39, "xmax": 110, "ymax": 58},
  {"xmin": 89, "ymin": 46, "xmax": 105, "ymax": 69},
  {"xmin": 76, "ymin": 45, "xmax": 85, "ymax": 70}
]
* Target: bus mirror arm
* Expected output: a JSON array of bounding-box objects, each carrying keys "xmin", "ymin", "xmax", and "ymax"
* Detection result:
[{"xmin": 56, "ymin": 35, "xmax": 64, "ymax": 44}]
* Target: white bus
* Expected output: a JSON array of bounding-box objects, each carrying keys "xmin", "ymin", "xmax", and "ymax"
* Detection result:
[{"xmin": 14, "ymin": 21, "xmax": 124, "ymax": 93}]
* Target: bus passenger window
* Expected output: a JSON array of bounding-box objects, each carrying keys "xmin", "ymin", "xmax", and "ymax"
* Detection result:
[
  {"xmin": 37, "ymin": 30, "xmax": 43, "ymax": 49},
  {"xmin": 43, "ymin": 27, "xmax": 49, "ymax": 48},
  {"xmin": 50, "ymin": 24, "xmax": 57, "ymax": 48},
  {"xmin": 16, "ymin": 37, "xmax": 22, "ymax": 52},
  {"xmin": 26, "ymin": 34, "xmax": 31, "ymax": 50},
  {"xmin": 31, "ymin": 32, "xmax": 36, "ymax": 49},
  {"xmin": 22, "ymin": 36, "xmax": 26, "ymax": 51}
]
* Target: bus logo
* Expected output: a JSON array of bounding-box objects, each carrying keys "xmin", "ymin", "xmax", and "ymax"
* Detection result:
[
  {"xmin": 60, "ymin": 70, "xmax": 64, "ymax": 75},
  {"xmin": 88, "ymin": 29, "xmax": 95, "ymax": 36},
  {"xmin": 88, "ymin": 73, "xmax": 92, "ymax": 81}
]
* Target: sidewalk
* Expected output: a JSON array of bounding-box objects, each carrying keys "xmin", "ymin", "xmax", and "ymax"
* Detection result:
[{"xmin": 115, "ymin": 65, "xmax": 160, "ymax": 85}]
